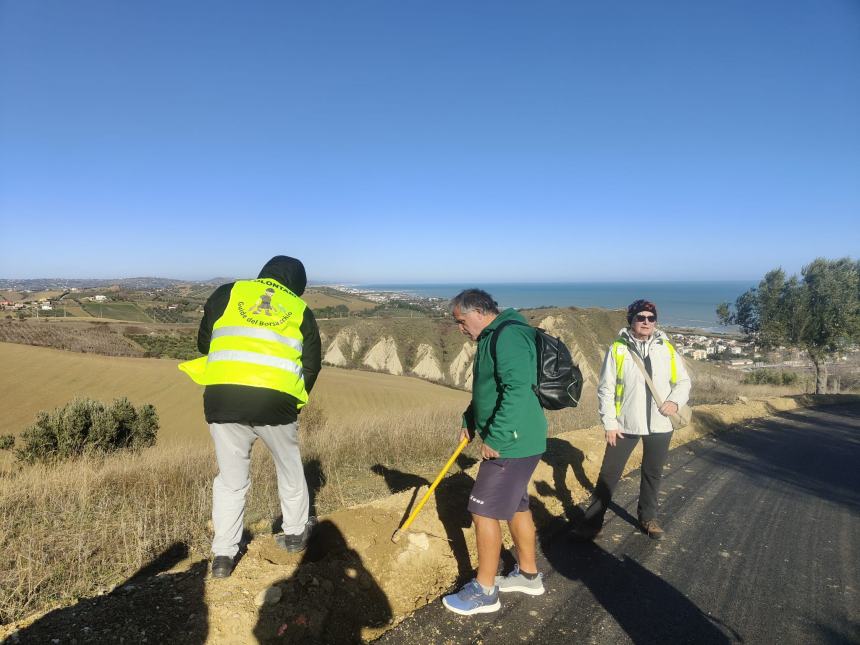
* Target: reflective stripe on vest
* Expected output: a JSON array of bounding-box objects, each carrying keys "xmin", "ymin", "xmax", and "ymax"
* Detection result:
[
  {"xmin": 178, "ymin": 279, "xmax": 309, "ymax": 406},
  {"xmin": 212, "ymin": 326, "xmax": 304, "ymax": 352},
  {"xmin": 611, "ymin": 337, "xmax": 677, "ymax": 417},
  {"xmin": 207, "ymin": 350, "xmax": 304, "ymax": 377},
  {"xmin": 665, "ymin": 340, "xmax": 678, "ymax": 385},
  {"xmin": 613, "ymin": 341, "xmax": 626, "ymax": 417}
]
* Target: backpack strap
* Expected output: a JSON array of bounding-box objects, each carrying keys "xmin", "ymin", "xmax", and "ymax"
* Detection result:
[{"xmin": 489, "ymin": 319, "xmax": 529, "ymax": 368}]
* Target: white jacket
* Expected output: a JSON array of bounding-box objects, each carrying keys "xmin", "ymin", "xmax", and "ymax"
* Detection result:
[{"xmin": 597, "ymin": 328, "xmax": 691, "ymax": 435}]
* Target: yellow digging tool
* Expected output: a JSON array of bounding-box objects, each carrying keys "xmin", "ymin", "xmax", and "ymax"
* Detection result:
[{"xmin": 391, "ymin": 437, "xmax": 469, "ymax": 543}]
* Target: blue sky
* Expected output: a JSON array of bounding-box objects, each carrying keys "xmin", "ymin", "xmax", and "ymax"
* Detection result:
[{"xmin": 1, "ymin": 1, "xmax": 858, "ymax": 283}]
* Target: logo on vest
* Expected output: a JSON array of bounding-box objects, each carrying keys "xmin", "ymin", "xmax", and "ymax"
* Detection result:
[{"xmin": 237, "ymin": 287, "xmax": 293, "ymax": 327}]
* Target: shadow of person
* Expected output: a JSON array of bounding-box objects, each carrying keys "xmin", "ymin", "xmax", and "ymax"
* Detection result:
[
  {"xmin": 530, "ymin": 497, "xmax": 734, "ymax": 644},
  {"xmin": 537, "ymin": 439, "xmax": 643, "ymax": 533},
  {"xmin": 542, "ymin": 437, "xmax": 593, "ymax": 520},
  {"xmin": 370, "ymin": 463, "xmax": 431, "ymax": 527},
  {"xmin": 12, "ymin": 542, "xmax": 209, "ymax": 644},
  {"xmin": 272, "ymin": 457, "xmax": 328, "ymax": 534},
  {"xmin": 433, "ymin": 454, "xmax": 478, "ymax": 584},
  {"xmin": 253, "ymin": 520, "xmax": 392, "ymax": 644},
  {"xmin": 371, "ymin": 456, "xmax": 478, "ymax": 584}
]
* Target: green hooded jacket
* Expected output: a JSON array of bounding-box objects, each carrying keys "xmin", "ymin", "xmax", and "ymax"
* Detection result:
[{"xmin": 462, "ymin": 308, "xmax": 547, "ymax": 458}]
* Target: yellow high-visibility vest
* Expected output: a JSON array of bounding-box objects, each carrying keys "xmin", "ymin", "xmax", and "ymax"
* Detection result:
[
  {"xmin": 611, "ymin": 337, "xmax": 678, "ymax": 417},
  {"xmin": 179, "ymin": 278, "xmax": 309, "ymax": 407}
]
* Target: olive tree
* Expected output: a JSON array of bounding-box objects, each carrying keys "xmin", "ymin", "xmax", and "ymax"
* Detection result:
[{"xmin": 717, "ymin": 257, "xmax": 860, "ymax": 393}]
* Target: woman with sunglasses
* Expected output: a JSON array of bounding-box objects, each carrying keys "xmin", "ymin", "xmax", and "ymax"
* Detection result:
[{"xmin": 572, "ymin": 299, "xmax": 691, "ymax": 541}]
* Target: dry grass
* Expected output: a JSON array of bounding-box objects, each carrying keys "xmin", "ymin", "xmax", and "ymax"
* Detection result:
[
  {"xmin": 685, "ymin": 358, "xmax": 811, "ymax": 405},
  {"xmin": 0, "ymin": 342, "xmax": 469, "ymax": 442},
  {"xmin": 0, "ymin": 403, "xmax": 474, "ymax": 624},
  {"xmin": 0, "ymin": 376, "xmax": 600, "ymax": 625},
  {"xmin": 0, "ymin": 445, "xmax": 215, "ymax": 623},
  {"xmin": 0, "ymin": 321, "xmax": 144, "ymax": 357}
]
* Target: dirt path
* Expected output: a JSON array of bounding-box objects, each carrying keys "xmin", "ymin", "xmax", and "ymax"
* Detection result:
[{"xmin": 2, "ymin": 395, "xmax": 855, "ymax": 644}]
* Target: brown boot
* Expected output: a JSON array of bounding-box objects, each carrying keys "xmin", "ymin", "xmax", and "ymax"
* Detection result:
[{"xmin": 639, "ymin": 519, "xmax": 664, "ymax": 540}]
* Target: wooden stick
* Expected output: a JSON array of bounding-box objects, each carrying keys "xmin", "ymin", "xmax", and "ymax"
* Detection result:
[{"xmin": 391, "ymin": 437, "xmax": 469, "ymax": 543}]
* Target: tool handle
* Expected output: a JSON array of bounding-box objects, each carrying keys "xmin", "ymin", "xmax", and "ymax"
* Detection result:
[{"xmin": 396, "ymin": 437, "xmax": 469, "ymax": 536}]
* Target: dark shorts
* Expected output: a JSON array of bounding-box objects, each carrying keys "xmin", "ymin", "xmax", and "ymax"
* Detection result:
[{"xmin": 467, "ymin": 454, "xmax": 543, "ymax": 520}]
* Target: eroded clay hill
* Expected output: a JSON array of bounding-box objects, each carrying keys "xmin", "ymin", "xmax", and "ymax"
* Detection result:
[{"xmin": 318, "ymin": 307, "xmax": 626, "ymax": 390}]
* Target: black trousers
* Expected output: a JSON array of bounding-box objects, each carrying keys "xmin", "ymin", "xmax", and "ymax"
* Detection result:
[{"xmin": 582, "ymin": 431, "xmax": 673, "ymax": 527}]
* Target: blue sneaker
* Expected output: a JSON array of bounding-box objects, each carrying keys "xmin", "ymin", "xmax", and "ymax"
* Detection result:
[{"xmin": 442, "ymin": 579, "xmax": 501, "ymax": 615}]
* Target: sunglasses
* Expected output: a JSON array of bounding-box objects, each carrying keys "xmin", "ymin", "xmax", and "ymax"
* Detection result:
[{"xmin": 634, "ymin": 314, "xmax": 656, "ymax": 323}]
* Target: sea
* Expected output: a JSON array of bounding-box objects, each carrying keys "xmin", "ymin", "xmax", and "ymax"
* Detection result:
[{"xmin": 358, "ymin": 281, "xmax": 755, "ymax": 333}]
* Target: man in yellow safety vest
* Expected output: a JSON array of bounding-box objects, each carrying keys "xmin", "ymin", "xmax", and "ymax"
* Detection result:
[{"xmin": 179, "ymin": 255, "xmax": 322, "ymax": 578}]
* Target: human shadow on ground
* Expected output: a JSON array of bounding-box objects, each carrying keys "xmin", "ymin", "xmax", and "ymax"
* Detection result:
[
  {"xmin": 370, "ymin": 463, "xmax": 431, "ymax": 527},
  {"xmin": 271, "ymin": 458, "xmax": 327, "ymax": 533},
  {"xmin": 692, "ymin": 405, "xmax": 860, "ymax": 511},
  {"xmin": 371, "ymin": 454, "xmax": 478, "ymax": 585},
  {"xmin": 434, "ymin": 454, "xmax": 478, "ymax": 584},
  {"xmin": 541, "ymin": 437, "xmax": 593, "ymax": 520},
  {"xmin": 11, "ymin": 542, "xmax": 209, "ymax": 644},
  {"xmin": 253, "ymin": 520, "xmax": 392, "ymax": 644},
  {"xmin": 530, "ymin": 498, "xmax": 736, "ymax": 644},
  {"xmin": 536, "ymin": 436, "xmax": 639, "ymax": 531}
]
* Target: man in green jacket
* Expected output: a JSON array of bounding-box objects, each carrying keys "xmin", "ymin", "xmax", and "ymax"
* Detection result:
[{"xmin": 442, "ymin": 289, "xmax": 548, "ymax": 615}]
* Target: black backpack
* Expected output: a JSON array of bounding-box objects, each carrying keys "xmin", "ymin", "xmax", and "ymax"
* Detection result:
[{"xmin": 490, "ymin": 320, "xmax": 584, "ymax": 410}]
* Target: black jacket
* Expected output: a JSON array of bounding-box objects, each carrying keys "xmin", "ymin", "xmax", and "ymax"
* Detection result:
[{"xmin": 197, "ymin": 256, "xmax": 322, "ymax": 425}]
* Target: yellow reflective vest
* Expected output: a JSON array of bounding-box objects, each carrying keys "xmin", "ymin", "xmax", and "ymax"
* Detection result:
[
  {"xmin": 179, "ymin": 279, "xmax": 309, "ymax": 407},
  {"xmin": 612, "ymin": 336, "xmax": 679, "ymax": 417},
  {"xmin": 597, "ymin": 328, "xmax": 691, "ymax": 435}
]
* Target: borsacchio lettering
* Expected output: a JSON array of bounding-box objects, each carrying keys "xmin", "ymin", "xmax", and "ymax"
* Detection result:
[{"xmin": 237, "ymin": 301, "xmax": 293, "ymax": 327}]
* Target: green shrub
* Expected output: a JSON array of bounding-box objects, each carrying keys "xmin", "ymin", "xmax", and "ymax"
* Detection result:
[
  {"xmin": 0, "ymin": 434, "xmax": 15, "ymax": 450},
  {"xmin": 742, "ymin": 369, "xmax": 799, "ymax": 386},
  {"xmin": 125, "ymin": 332, "xmax": 200, "ymax": 359},
  {"xmin": 16, "ymin": 398, "xmax": 160, "ymax": 464}
]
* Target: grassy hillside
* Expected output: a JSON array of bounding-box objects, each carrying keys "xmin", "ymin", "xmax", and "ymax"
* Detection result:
[
  {"xmin": 0, "ymin": 342, "xmax": 470, "ymax": 442},
  {"xmin": 0, "ymin": 320, "xmax": 146, "ymax": 356},
  {"xmin": 303, "ymin": 287, "xmax": 377, "ymax": 312}
]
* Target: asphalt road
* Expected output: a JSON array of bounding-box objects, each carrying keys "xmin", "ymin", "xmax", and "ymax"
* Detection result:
[{"xmin": 375, "ymin": 403, "xmax": 860, "ymax": 644}]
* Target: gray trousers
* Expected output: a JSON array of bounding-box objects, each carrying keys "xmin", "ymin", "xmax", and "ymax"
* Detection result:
[
  {"xmin": 582, "ymin": 431, "xmax": 673, "ymax": 528},
  {"xmin": 209, "ymin": 422, "xmax": 309, "ymax": 557}
]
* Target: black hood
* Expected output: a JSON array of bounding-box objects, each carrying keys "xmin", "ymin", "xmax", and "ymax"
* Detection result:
[{"xmin": 257, "ymin": 256, "xmax": 307, "ymax": 296}]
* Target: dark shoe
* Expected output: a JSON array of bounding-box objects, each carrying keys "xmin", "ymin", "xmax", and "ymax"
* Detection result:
[
  {"xmin": 640, "ymin": 519, "xmax": 664, "ymax": 540},
  {"xmin": 211, "ymin": 555, "xmax": 234, "ymax": 578},
  {"xmin": 569, "ymin": 523, "xmax": 601, "ymax": 542},
  {"xmin": 275, "ymin": 516, "xmax": 318, "ymax": 553}
]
